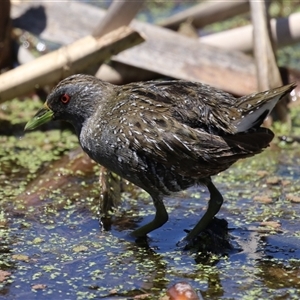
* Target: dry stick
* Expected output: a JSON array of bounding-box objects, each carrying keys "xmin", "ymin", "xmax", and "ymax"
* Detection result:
[
  {"xmin": 93, "ymin": 0, "xmax": 145, "ymax": 38},
  {"xmin": 250, "ymin": 0, "xmax": 288, "ymax": 123},
  {"xmin": 250, "ymin": 1, "xmax": 282, "ymax": 90},
  {"xmin": 158, "ymin": 0, "xmax": 249, "ymax": 29},
  {"xmin": 201, "ymin": 12, "xmax": 300, "ymax": 53},
  {"xmin": 0, "ymin": 26, "xmax": 144, "ymax": 102}
]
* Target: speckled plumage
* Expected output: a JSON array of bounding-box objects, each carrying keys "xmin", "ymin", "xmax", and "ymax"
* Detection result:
[{"xmin": 27, "ymin": 74, "xmax": 296, "ymax": 243}]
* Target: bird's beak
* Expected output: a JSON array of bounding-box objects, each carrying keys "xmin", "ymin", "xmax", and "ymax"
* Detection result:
[{"xmin": 24, "ymin": 102, "xmax": 54, "ymax": 131}]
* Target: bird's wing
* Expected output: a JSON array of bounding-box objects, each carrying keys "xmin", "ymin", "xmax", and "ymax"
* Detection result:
[
  {"xmin": 123, "ymin": 80, "xmax": 239, "ymax": 134},
  {"xmin": 117, "ymin": 109, "xmax": 273, "ymax": 178}
]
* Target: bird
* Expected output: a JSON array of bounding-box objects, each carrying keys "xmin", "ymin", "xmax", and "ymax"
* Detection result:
[{"xmin": 25, "ymin": 74, "xmax": 296, "ymax": 244}]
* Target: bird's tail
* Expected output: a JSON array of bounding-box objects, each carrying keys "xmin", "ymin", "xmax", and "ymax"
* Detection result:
[{"xmin": 233, "ymin": 83, "xmax": 296, "ymax": 133}]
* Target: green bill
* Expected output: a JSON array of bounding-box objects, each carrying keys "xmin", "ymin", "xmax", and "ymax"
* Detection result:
[{"xmin": 24, "ymin": 106, "xmax": 54, "ymax": 131}]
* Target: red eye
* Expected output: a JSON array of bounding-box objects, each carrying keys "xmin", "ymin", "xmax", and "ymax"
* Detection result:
[{"xmin": 60, "ymin": 94, "xmax": 70, "ymax": 104}]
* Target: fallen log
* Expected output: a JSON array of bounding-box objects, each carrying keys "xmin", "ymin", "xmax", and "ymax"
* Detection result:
[{"xmin": 0, "ymin": 26, "xmax": 144, "ymax": 102}]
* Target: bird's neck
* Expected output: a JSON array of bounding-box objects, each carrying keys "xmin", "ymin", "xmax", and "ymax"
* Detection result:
[
  {"xmin": 72, "ymin": 118, "xmax": 85, "ymax": 138},
  {"xmin": 69, "ymin": 99, "xmax": 99, "ymax": 137}
]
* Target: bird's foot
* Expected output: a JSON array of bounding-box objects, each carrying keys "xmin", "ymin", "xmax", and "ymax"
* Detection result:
[
  {"xmin": 178, "ymin": 218, "xmax": 231, "ymax": 253},
  {"xmin": 99, "ymin": 215, "xmax": 113, "ymax": 232},
  {"xmin": 129, "ymin": 233, "xmax": 155, "ymax": 250},
  {"xmin": 134, "ymin": 235, "xmax": 150, "ymax": 248},
  {"xmin": 176, "ymin": 236, "xmax": 193, "ymax": 250}
]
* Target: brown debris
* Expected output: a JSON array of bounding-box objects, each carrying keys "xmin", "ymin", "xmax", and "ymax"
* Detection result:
[
  {"xmin": 266, "ymin": 176, "xmax": 280, "ymax": 185},
  {"xmin": 286, "ymin": 194, "xmax": 300, "ymax": 203},
  {"xmin": 260, "ymin": 221, "xmax": 281, "ymax": 229},
  {"xmin": 0, "ymin": 270, "xmax": 11, "ymax": 282},
  {"xmin": 32, "ymin": 284, "xmax": 47, "ymax": 290},
  {"xmin": 12, "ymin": 254, "xmax": 30, "ymax": 262},
  {"xmin": 166, "ymin": 282, "xmax": 200, "ymax": 300},
  {"xmin": 253, "ymin": 195, "xmax": 273, "ymax": 204}
]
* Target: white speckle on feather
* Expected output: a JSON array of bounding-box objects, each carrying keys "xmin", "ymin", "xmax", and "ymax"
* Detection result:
[
  {"xmin": 163, "ymin": 140, "xmax": 174, "ymax": 151},
  {"xmin": 132, "ymin": 130, "xmax": 142, "ymax": 135},
  {"xmin": 173, "ymin": 134, "xmax": 191, "ymax": 151}
]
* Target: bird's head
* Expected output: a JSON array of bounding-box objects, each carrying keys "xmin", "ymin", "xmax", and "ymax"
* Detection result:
[{"xmin": 25, "ymin": 74, "xmax": 110, "ymax": 135}]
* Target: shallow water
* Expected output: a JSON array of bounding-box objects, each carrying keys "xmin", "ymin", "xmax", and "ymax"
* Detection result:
[{"xmin": 1, "ymin": 122, "xmax": 300, "ymax": 299}]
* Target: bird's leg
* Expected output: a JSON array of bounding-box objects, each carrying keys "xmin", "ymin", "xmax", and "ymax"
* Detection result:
[
  {"xmin": 98, "ymin": 166, "xmax": 122, "ymax": 231},
  {"xmin": 98, "ymin": 170, "xmax": 111, "ymax": 232},
  {"xmin": 185, "ymin": 177, "xmax": 224, "ymax": 241},
  {"xmin": 131, "ymin": 196, "xmax": 169, "ymax": 238}
]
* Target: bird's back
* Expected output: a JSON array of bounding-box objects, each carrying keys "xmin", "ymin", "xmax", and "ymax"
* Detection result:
[{"xmin": 119, "ymin": 80, "xmax": 295, "ymax": 136}]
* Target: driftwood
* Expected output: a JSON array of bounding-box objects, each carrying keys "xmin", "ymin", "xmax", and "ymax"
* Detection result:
[
  {"xmin": 201, "ymin": 12, "xmax": 300, "ymax": 52},
  {"xmin": 11, "ymin": 2, "xmax": 257, "ymax": 95},
  {"xmin": 0, "ymin": 26, "xmax": 144, "ymax": 102},
  {"xmin": 158, "ymin": 0, "xmax": 249, "ymax": 30}
]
